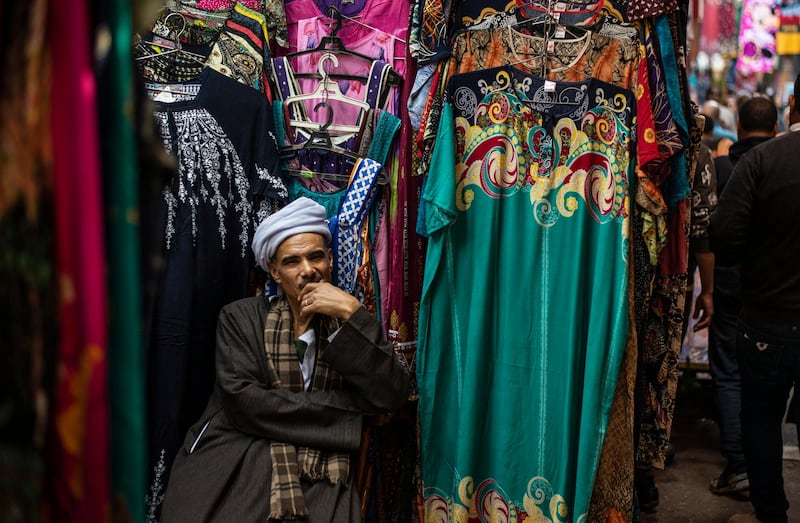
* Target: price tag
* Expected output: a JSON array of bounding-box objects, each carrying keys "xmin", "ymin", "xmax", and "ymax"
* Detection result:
[
  {"xmin": 544, "ymin": 80, "xmax": 556, "ymax": 92},
  {"xmin": 154, "ymin": 90, "xmax": 175, "ymax": 103},
  {"xmin": 552, "ymin": 11, "xmax": 561, "ymax": 21},
  {"xmin": 546, "ymin": 40, "xmax": 555, "ymax": 53},
  {"xmin": 554, "ymin": 1, "xmax": 567, "ymax": 11},
  {"xmin": 554, "ymin": 26, "xmax": 567, "ymax": 38}
]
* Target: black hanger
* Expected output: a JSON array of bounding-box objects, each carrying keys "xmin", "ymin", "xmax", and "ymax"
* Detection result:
[
  {"xmin": 285, "ymin": 6, "xmax": 401, "ymax": 86},
  {"xmin": 279, "ymin": 102, "xmax": 389, "ymax": 185}
]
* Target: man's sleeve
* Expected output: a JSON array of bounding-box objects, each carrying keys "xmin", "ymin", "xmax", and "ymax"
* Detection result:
[
  {"xmin": 690, "ymin": 144, "xmax": 718, "ymax": 253},
  {"xmin": 215, "ymin": 302, "xmax": 363, "ymax": 451},
  {"xmin": 322, "ymin": 307, "xmax": 411, "ymax": 413},
  {"xmin": 709, "ymin": 149, "xmax": 759, "ymax": 266}
]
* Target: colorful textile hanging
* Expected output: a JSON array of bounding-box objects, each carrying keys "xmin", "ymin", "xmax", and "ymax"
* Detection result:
[
  {"xmin": 736, "ymin": 0, "xmax": 778, "ymax": 75},
  {"xmin": 96, "ymin": 0, "xmax": 147, "ymax": 520},
  {"xmin": 418, "ymin": 67, "xmax": 633, "ymax": 522},
  {"xmin": 48, "ymin": 0, "xmax": 111, "ymax": 519}
]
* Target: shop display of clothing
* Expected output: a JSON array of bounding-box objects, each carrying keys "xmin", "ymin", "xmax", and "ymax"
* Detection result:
[
  {"xmin": 124, "ymin": 1, "xmax": 701, "ymax": 521},
  {"xmin": 135, "ymin": 3, "xmax": 273, "ymax": 94},
  {"xmin": 418, "ymin": 66, "xmax": 634, "ymax": 520}
]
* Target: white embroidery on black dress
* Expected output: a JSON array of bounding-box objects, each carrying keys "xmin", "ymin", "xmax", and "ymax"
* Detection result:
[
  {"xmin": 155, "ymin": 112, "xmax": 172, "ymax": 154},
  {"xmin": 145, "ymin": 449, "xmax": 167, "ymax": 523},
  {"xmin": 156, "ymin": 108, "xmax": 254, "ymax": 257},
  {"xmin": 255, "ymin": 165, "xmax": 287, "ymax": 223}
]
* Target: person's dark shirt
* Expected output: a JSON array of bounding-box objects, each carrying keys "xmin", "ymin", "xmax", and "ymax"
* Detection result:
[
  {"xmin": 711, "ymin": 136, "xmax": 774, "ymax": 310},
  {"xmin": 709, "ymin": 131, "xmax": 800, "ymax": 326},
  {"xmin": 717, "ymin": 136, "xmax": 774, "ymax": 190}
]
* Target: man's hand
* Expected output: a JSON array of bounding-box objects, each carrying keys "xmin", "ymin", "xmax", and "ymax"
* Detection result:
[
  {"xmin": 298, "ymin": 281, "xmax": 361, "ymax": 320},
  {"xmin": 692, "ymin": 291, "xmax": 714, "ymax": 331}
]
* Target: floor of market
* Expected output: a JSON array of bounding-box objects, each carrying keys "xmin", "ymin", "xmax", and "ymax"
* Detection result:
[{"xmin": 640, "ymin": 372, "xmax": 800, "ymax": 523}]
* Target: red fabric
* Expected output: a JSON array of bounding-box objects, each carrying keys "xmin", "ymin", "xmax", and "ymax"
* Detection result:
[
  {"xmin": 660, "ymin": 199, "xmax": 690, "ymax": 276},
  {"xmin": 387, "ymin": 40, "xmax": 425, "ymax": 351},
  {"xmin": 636, "ymin": 57, "xmax": 660, "ymax": 170},
  {"xmin": 48, "ymin": 0, "xmax": 110, "ymax": 520}
]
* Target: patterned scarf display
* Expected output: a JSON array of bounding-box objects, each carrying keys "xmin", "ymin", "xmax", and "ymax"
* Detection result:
[{"xmin": 263, "ymin": 296, "xmax": 351, "ymax": 519}]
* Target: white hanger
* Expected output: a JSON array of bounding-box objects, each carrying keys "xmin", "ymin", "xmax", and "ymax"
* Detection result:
[{"xmin": 284, "ymin": 53, "xmax": 370, "ymax": 135}]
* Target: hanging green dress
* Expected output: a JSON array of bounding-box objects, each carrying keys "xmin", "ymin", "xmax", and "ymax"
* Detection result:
[{"xmin": 417, "ymin": 66, "xmax": 634, "ymax": 522}]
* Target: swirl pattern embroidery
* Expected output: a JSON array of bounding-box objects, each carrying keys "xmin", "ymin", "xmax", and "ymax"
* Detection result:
[
  {"xmin": 424, "ymin": 476, "xmax": 587, "ymax": 523},
  {"xmin": 453, "ymin": 88, "xmax": 630, "ymax": 245}
]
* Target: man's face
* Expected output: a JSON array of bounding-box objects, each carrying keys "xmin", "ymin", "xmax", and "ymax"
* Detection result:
[{"xmin": 268, "ymin": 233, "xmax": 333, "ymax": 304}]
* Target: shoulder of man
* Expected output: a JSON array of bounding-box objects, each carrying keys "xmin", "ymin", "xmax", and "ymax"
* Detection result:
[{"xmin": 219, "ymin": 295, "xmax": 271, "ymax": 320}]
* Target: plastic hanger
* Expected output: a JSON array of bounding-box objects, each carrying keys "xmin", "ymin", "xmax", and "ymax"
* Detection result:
[
  {"xmin": 337, "ymin": 11, "xmax": 407, "ymax": 44},
  {"xmin": 280, "ymin": 102, "xmax": 389, "ymax": 185},
  {"xmin": 284, "ymin": 53, "xmax": 371, "ymax": 135}
]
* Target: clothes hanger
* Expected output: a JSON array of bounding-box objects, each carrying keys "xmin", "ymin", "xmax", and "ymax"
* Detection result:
[
  {"xmin": 285, "ymin": 6, "xmax": 402, "ymax": 86},
  {"xmin": 514, "ymin": 0, "xmax": 590, "ymax": 82},
  {"xmin": 278, "ymin": 106, "xmax": 389, "ymax": 185},
  {"xmin": 280, "ymin": 102, "xmax": 389, "ymax": 185},
  {"xmin": 337, "ymin": 11, "xmax": 407, "ymax": 44},
  {"xmin": 504, "ymin": 22, "xmax": 592, "ymax": 80},
  {"xmin": 135, "ymin": 11, "xmax": 208, "ymax": 64},
  {"xmin": 284, "ymin": 53, "xmax": 371, "ymax": 135},
  {"xmin": 514, "ymin": 0, "xmax": 601, "ymax": 23}
]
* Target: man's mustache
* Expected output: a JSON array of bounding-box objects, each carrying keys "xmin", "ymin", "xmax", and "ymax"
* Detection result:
[{"xmin": 298, "ymin": 273, "xmax": 323, "ymax": 290}]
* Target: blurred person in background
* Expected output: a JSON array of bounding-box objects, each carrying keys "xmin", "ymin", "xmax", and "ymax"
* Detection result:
[{"xmin": 707, "ymin": 96, "xmax": 778, "ymax": 499}]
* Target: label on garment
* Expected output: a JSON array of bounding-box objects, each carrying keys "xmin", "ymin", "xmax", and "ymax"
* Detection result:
[
  {"xmin": 153, "ymin": 90, "xmax": 175, "ymax": 103},
  {"xmin": 546, "ymin": 40, "xmax": 555, "ymax": 53},
  {"xmin": 554, "ymin": 2, "xmax": 567, "ymax": 11},
  {"xmin": 555, "ymin": 26, "xmax": 567, "ymax": 38},
  {"xmin": 544, "ymin": 80, "xmax": 556, "ymax": 92}
]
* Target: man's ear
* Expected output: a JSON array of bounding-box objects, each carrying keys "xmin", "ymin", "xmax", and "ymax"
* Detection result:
[
  {"xmin": 268, "ymin": 262, "xmax": 281, "ymax": 284},
  {"xmin": 326, "ymin": 248, "xmax": 334, "ymax": 269},
  {"xmin": 790, "ymin": 94, "xmax": 796, "ymax": 113}
]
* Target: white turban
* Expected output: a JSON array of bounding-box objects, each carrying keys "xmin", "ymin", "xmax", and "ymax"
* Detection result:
[{"xmin": 252, "ymin": 197, "xmax": 331, "ymax": 271}]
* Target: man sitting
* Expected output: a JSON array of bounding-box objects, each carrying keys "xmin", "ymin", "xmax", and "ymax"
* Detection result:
[{"xmin": 161, "ymin": 197, "xmax": 410, "ymax": 523}]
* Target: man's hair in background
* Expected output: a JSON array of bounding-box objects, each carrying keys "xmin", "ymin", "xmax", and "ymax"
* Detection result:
[
  {"xmin": 738, "ymin": 96, "xmax": 777, "ymax": 133},
  {"xmin": 701, "ymin": 113, "xmax": 715, "ymax": 135}
]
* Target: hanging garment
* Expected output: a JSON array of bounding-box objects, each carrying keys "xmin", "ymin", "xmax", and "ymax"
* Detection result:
[
  {"xmin": 625, "ymin": 0, "xmax": 679, "ymax": 21},
  {"xmin": 635, "ymin": 16, "xmax": 694, "ymax": 470},
  {"xmin": 49, "ymin": 0, "xmax": 110, "ymax": 518},
  {"xmin": 408, "ymin": 0, "xmax": 449, "ymax": 64},
  {"xmin": 198, "ymin": 0, "xmax": 289, "ymax": 47},
  {"xmin": 145, "ymin": 67, "xmax": 286, "ymax": 519},
  {"xmin": 272, "ymin": 56, "xmax": 396, "ymax": 173},
  {"xmin": 449, "ymin": 26, "xmax": 639, "ymax": 87},
  {"xmin": 283, "ymin": 0, "xmax": 410, "ymax": 67},
  {"xmin": 328, "ymin": 157, "xmax": 384, "ymax": 292},
  {"xmin": 290, "ymin": 17, "xmax": 407, "ymax": 80},
  {"xmin": 385, "ymin": 48, "xmax": 423, "ymax": 350},
  {"xmin": 204, "ymin": 3, "xmax": 274, "ymax": 93},
  {"xmin": 136, "ymin": 3, "xmax": 272, "ymax": 93},
  {"xmin": 510, "ymin": 0, "xmax": 604, "ymax": 27},
  {"xmin": 418, "ymin": 66, "xmax": 634, "ymax": 522}
]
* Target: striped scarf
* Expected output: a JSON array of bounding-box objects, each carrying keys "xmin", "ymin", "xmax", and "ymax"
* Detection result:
[{"xmin": 263, "ymin": 296, "xmax": 351, "ymax": 519}]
